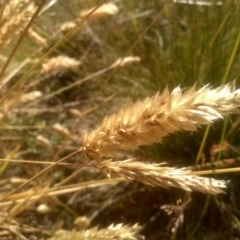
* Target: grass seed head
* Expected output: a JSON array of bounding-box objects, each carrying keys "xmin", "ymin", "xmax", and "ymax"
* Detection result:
[
  {"xmin": 52, "ymin": 123, "xmax": 70, "ymax": 138},
  {"xmin": 0, "ymin": 3, "xmax": 36, "ymax": 51},
  {"xmin": 1, "ymin": 0, "xmax": 30, "ymax": 23},
  {"xmin": 98, "ymin": 159, "xmax": 227, "ymax": 195},
  {"xmin": 41, "ymin": 55, "xmax": 81, "ymax": 77},
  {"xmin": 36, "ymin": 135, "xmax": 52, "ymax": 149},
  {"xmin": 79, "ymin": 3, "xmax": 119, "ymax": 19},
  {"xmin": 110, "ymin": 56, "xmax": 141, "ymax": 68},
  {"xmin": 83, "ymin": 82, "xmax": 240, "ymax": 160},
  {"xmin": 47, "ymin": 223, "xmax": 144, "ymax": 240},
  {"xmin": 20, "ymin": 91, "xmax": 42, "ymax": 103}
]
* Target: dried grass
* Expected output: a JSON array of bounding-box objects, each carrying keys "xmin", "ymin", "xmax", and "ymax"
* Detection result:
[
  {"xmin": 41, "ymin": 55, "xmax": 81, "ymax": 77},
  {"xmin": 19, "ymin": 91, "xmax": 42, "ymax": 103},
  {"xmin": 83, "ymin": 82, "xmax": 240, "ymax": 160},
  {"xmin": 110, "ymin": 56, "xmax": 141, "ymax": 68},
  {"xmin": 52, "ymin": 123, "xmax": 70, "ymax": 138},
  {"xmin": 98, "ymin": 159, "xmax": 227, "ymax": 195},
  {"xmin": 36, "ymin": 135, "xmax": 52, "ymax": 150},
  {"xmin": 60, "ymin": 21, "xmax": 77, "ymax": 34},
  {"xmin": 0, "ymin": 3, "xmax": 36, "ymax": 51},
  {"xmin": 0, "ymin": 0, "xmax": 239, "ymax": 239},
  {"xmin": 47, "ymin": 223, "xmax": 144, "ymax": 240},
  {"xmin": 27, "ymin": 28, "xmax": 47, "ymax": 46},
  {"xmin": 79, "ymin": 3, "xmax": 119, "ymax": 19},
  {"xmin": 1, "ymin": 0, "xmax": 30, "ymax": 23}
]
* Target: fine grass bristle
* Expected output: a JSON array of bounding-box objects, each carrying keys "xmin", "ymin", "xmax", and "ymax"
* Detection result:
[{"xmin": 83, "ymin": 82, "xmax": 240, "ymax": 160}]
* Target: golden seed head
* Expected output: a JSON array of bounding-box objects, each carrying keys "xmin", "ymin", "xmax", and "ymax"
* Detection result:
[{"xmin": 80, "ymin": 3, "xmax": 119, "ymax": 19}]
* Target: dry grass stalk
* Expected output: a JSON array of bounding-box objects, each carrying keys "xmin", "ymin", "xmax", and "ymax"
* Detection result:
[
  {"xmin": 0, "ymin": 211, "xmax": 52, "ymax": 238},
  {"xmin": 0, "ymin": 3, "xmax": 36, "ymax": 51},
  {"xmin": 79, "ymin": 3, "xmax": 119, "ymax": 19},
  {"xmin": 0, "ymin": 179, "xmax": 124, "ymax": 208},
  {"xmin": 47, "ymin": 223, "xmax": 144, "ymax": 240},
  {"xmin": 160, "ymin": 197, "xmax": 191, "ymax": 233},
  {"xmin": 41, "ymin": 55, "xmax": 81, "ymax": 77},
  {"xmin": 27, "ymin": 28, "xmax": 47, "ymax": 46},
  {"xmin": 1, "ymin": 0, "xmax": 30, "ymax": 23},
  {"xmin": 83, "ymin": 82, "xmax": 240, "ymax": 160},
  {"xmin": 98, "ymin": 159, "xmax": 227, "ymax": 195}
]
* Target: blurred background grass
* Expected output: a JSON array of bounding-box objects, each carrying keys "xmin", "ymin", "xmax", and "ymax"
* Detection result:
[{"xmin": 0, "ymin": 0, "xmax": 240, "ymax": 239}]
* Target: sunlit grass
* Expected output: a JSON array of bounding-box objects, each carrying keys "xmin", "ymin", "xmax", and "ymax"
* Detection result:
[{"xmin": 0, "ymin": 0, "xmax": 240, "ymax": 239}]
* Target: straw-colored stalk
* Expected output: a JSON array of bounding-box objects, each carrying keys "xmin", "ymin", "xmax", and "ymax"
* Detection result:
[
  {"xmin": 98, "ymin": 159, "xmax": 227, "ymax": 195},
  {"xmin": 83, "ymin": 82, "xmax": 240, "ymax": 160},
  {"xmin": 47, "ymin": 223, "xmax": 144, "ymax": 240},
  {"xmin": 27, "ymin": 28, "xmax": 47, "ymax": 46},
  {"xmin": 0, "ymin": 3, "xmax": 36, "ymax": 51}
]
